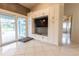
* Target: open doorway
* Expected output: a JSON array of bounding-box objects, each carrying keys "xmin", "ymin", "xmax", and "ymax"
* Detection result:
[{"xmin": 62, "ymin": 16, "xmax": 72, "ymax": 45}]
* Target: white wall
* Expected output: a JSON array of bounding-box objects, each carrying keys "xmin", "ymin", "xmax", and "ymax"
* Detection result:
[{"xmin": 64, "ymin": 3, "xmax": 79, "ymax": 44}]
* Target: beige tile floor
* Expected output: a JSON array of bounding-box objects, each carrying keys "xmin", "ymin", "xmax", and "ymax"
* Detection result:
[{"xmin": 0, "ymin": 40, "xmax": 79, "ymax": 56}]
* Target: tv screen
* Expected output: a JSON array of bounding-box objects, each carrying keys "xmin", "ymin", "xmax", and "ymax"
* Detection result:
[{"xmin": 34, "ymin": 16, "xmax": 48, "ymax": 27}]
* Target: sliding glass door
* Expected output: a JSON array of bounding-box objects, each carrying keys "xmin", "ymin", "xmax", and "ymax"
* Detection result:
[
  {"xmin": 0, "ymin": 11, "xmax": 27, "ymax": 46},
  {"xmin": 0, "ymin": 14, "xmax": 16, "ymax": 45},
  {"xmin": 17, "ymin": 17, "xmax": 27, "ymax": 39}
]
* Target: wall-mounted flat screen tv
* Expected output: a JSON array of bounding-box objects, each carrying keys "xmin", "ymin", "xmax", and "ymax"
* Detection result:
[{"xmin": 34, "ymin": 16, "xmax": 48, "ymax": 27}]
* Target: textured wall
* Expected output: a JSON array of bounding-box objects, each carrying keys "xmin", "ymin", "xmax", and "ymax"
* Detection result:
[{"xmin": 0, "ymin": 3, "xmax": 30, "ymax": 15}]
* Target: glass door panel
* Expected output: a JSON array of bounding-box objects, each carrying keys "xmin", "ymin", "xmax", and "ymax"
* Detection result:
[
  {"xmin": 17, "ymin": 17, "xmax": 27, "ymax": 39},
  {"xmin": 0, "ymin": 14, "xmax": 16, "ymax": 44},
  {"xmin": 28, "ymin": 17, "xmax": 32, "ymax": 37}
]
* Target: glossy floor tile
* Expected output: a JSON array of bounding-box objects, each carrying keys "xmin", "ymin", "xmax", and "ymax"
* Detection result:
[{"xmin": 0, "ymin": 40, "xmax": 79, "ymax": 56}]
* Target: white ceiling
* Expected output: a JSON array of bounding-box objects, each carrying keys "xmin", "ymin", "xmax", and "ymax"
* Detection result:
[{"xmin": 20, "ymin": 3, "xmax": 38, "ymax": 9}]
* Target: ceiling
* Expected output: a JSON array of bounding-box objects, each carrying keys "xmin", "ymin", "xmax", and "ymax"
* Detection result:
[{"xmin": 19, "ymin": 3, "xmax": 38, "ymax": 9}]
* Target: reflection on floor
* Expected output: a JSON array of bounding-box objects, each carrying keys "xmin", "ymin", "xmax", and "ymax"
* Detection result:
[
  {"xmin": 0, "ymin": 40, "xmax": 79, "ymax": 56},
  {"xmin": 62, "ymin": 33, "xmax": 70, "ymax": 44},
  {"xmin": 2, "ymin": 31, "xmax": 15, "ymax": 44}
]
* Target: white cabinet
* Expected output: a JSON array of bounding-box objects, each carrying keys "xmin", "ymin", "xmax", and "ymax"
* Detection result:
[
  {"xmin": 28, "ymin": 7, "xmax": 56, "ymax": 44},
  {"xmin": 32, "ymin": 34, "xmax": 48, "ymax": 43},
  {"xmin": 28, "ymin": 4, "xmax": 64, "ymax": 45},
  {"xmin": 41, "ymin": 36, "xmax": 48, "ymax": 42}
]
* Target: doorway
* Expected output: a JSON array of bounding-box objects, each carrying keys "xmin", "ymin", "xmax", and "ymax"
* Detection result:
[{"xmin": 62, "ymin": 16, "xmax": 72, "ymax": 45}]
